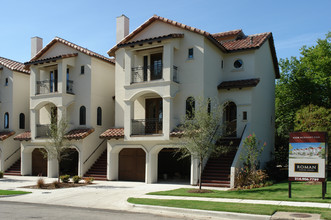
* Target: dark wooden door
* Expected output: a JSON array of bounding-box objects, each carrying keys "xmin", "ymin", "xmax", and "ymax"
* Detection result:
[
  {"xmin": 225, "ymin": 102, "xmax": 237, "ymax": 137},
  {"xmin": 150, "ymin": 53, "xmax": 162, "ymax": 80},
  {"xmin": 145, "ymin": 98, "xmax": 163, "ymax": 134},
  {"xmin": 32, "ymin": 148, "xmax": 47, "ymax": 176},
  {"xmin": 119, "ymin": 148, "xmax": 145, "ymax": 181}
]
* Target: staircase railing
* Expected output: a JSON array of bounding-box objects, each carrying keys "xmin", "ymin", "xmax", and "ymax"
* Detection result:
[
  {"xmin": 83, "ymin": 139, "xmax": 106, "ymax": 165},
  {"xmin": 5, "ymin": 147, "xmax": 20, "ymax": 162}
]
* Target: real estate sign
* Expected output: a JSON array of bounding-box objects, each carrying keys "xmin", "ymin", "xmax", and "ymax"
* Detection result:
[{"xmin": 288, "ymin": 132, "xmax": 328, "ymax": 182}]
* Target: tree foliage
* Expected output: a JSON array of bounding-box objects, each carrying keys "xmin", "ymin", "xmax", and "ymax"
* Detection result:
[
  {"xmin": 178, "ymin": 97, "xmax": 228, "ymax": 190},
  {"xmin": 275, "ymin": 32, "xmax": 331, "ymax": 164}
]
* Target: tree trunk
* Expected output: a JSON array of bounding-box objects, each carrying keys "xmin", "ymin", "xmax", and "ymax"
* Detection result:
[{"xmin": 199, "ymin": 157, "xmax": 202, "ymax": 190}]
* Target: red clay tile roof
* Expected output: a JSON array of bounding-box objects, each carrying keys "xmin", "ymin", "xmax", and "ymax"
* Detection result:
[
  {"xmin": 108, "ymin": 15, "xmax": 226, "ymax": 56},
  {"xmin": 0, "ymin": 131, "xmax": 15, "ymax": 141},
  {"xmin": 170, "ymin": 128, "xmax": 184, "ymax": 137},
  {"xmin": 212, "ymin": 29, "xmax": 244, "ymax": 42},
  {"xmin": 64, "ymin": 128, "xmax": 94, "ymax": 140},
  {"xmin": 117, "ymin": 33, "xmax": 184, "ymax": 48},
  {"xmin": 25, "ymin": 53, "xmax": 78, "ymax": 66},
  {"xmin": 100, "ymin": 128, "xmax": 124, "ymax": 139},
  {"xmin": 28, "ymin": 37, "xmax": 114, "ymax": 67},
  {"xmin": 222, "ymin": 32, "xmax": 271, "ymax": 51},
  {"xmin": 14, "ymin": 131, "xmax": 31, "ymax": 141},
  {"xmin": 0, "ymin": 57, "xmax": 30, "ymax": 74},
  {"xmin": 218, "ymin": 78, "xmax": 260, "ymax": 90}
]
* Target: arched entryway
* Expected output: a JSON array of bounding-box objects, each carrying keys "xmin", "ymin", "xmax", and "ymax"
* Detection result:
[
  {"xmin": 158, "ymin": 148, "xmax": 190, "ymax": 183},
  {"xmin": 119, "ymin": 148, "xmax": 145, "ymax": 181},
  {"xmin": 32, "ymin": 148, "xmax": 47, "ymax": 176},
  {"xmin": 59, "ymin": 148, "xmax": 79, "ymax": 176},
  {"xmin": 224, "ymin": 102, "xmax": 237, "ymax": 137}
]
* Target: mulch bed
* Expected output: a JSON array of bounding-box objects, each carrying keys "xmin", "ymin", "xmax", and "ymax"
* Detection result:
[
  {"xmin": 187, "ymin": 189, "xmax": 212, "ymax": 193},
  {"xmin": 22, "ymin": 182, "xmax": 92, "ymax": 190}
]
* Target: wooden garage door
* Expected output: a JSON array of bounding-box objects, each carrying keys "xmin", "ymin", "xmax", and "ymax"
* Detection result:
[
  {"xmin": 32, "ymin": 148, "xmax": 47, "ymax": 176},
  {"xmin": 119, "ymin": 148, "xmax": 145, "ymax": 182}
]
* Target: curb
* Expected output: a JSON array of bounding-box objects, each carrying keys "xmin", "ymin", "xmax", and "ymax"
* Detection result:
[{"xmin": 130, "ymin": 203, "xmax": 271, "ymax": 220}]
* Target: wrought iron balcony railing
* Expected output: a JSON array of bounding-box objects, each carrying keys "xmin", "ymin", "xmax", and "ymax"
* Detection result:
[
  {"xmin": 131, "ymin": 118, "xmax": 163, "ymax": 135},
  {"xmin": 36, "ymin": 80, "xmax": 74, "ymax": 95},
  {"xmin": 36, "ymin": 124, "xmax": 50, "ymax": 138}
]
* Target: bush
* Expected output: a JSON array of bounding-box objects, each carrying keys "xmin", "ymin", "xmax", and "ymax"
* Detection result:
[
  {"xmin": 52, "ymin": 181, "xmax": 60, "ymax": 188},
  {"xmin": 72, "ymin": 175, "xmax": 81, "ymax": 184},
  {"xmin": 234, "ymin": 167, "xmax": 268, "ymax": 189},
  {"xmin": 60, "ymin": 174, "xmax": 70, "ymax": 183},
  {"xmin": 83, "ymin": 177, "xmax": 94, "ymax": 184},
  {"xmin": 37, "ymin": 178, "xmax": 45, "ymax": 188},
  {"xmin": 0, "ymin": 171, "xmax": 3, "ymax": 178}
]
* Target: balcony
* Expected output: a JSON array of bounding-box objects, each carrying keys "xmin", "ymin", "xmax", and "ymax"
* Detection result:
[
  {"xmin": 131, "ymin": 119, "xmax": 162, "ymax": 135},
  {"xmin": 36, "ymin": 80, "xmax": 74, "ymax": 95},
  {"xmin": 36, "ymin": 124, "xmax": 50, "ymax": 138},
  {"xmin": 131, "ymin": 65, "xmax": 178, "ymax": 84}
]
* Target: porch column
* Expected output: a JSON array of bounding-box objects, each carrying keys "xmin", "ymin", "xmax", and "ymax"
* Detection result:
[
  {"xmin": 48, "ymin": 156, "xmax": 58, "ymax": 178},
  {"xmin": 30, "ymin": 109, "xmax": 37, "ymax": 140},
  {"xmin": 162, "ymin": 97, "xmax": 172, "ymax": 139},
  {"xmin": 57, "ymin": 62, "xmax": 67, "ymax": 94},
  {"xmin": 21, "ymin": 146, "xmax": 32, "ymax": 176},
  {"xmin": 124, "ymin": 50, "xmax": 133, "ymax": 86},
  {"xmin": 57, "ymin": 106, "xmax": 66, "ymax": 123},
  {"xmin": 30, "ymin": 66, "xmax": 38, "ymax": 96},
  {"xmin": 191, "ymin": 155, "xmax": 199, "ymax": 185},
  {"xmin": 163, "ymin": 43, "xmax": 174, "ymax": 82},
  {"xmin": 124, "ymin": 100, "xmax": 133, "ymax": 139}
]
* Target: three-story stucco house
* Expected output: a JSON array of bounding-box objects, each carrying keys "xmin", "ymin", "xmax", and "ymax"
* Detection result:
[
  {"xmin": 14, "ymin": 37, "xmax": 115, "ymax": 179},
  {"xmin": 101, "ymin": 15, "xmax": 279, "ymax": 187},
  {"xmin": 0, "ymin": 57, "xmax": 30, "ymax": 175}
]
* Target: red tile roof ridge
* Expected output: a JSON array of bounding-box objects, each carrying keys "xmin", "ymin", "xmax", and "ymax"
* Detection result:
[
  {"xmin": 212, "ymin": 29, "xmax": 243, "ymax": 37},
  {"xmin": 64, "ymin": 128, "xmax": 94, "ymax": 140},
  {"xmin": 29, "ymin": 37, "xmax": 114, "ymax": 65},
  {"xmin": 13, "ymin": 131, "xmax": 31, "ymax": 141},
  {"xmin": 0, "ymin": 56, "xmax": 30, "ymax": 74},
  {"xmin": 100, "ymin": 128, "xmax": 124, "ymax": 139},
  {"xmin": 0, "ymin": 131, "xmax": 16, "ymax": 141}
]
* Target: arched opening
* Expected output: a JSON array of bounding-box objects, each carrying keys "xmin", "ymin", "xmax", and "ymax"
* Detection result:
[
  {"xmin": 158, "ymin": 148, "xmax": 190, "ymax": 183},
  {"xmin": 97, "ymin": 107, "xmax": 102, "ymax": 126},
  {"xmin": 119, "ymin": 148, "xmax": 145, "ymax": 182},
  {"xmin": 59, "ymin": 148, "xmax": 79, "ymax": 176},
  {"xmin": 19, "ymin": 113, "xmax": 25, "ymax": 129},
  {"xmin": 32, "ymin": 148, "xmax": 47, "ymax": 176},
  {"xmin": 4, "ymin": 112, "xmax": 9, "ymax": 129},
  {"xmin": 35, "ymin": 102, "xmax": 57, "ymax": 138},
  {"xmin": 224, "ymin": 102, "xmax": 237, "ymax": 137},
  {"xmin": 186, "ymin": 97, "xmax": 195, "ymax": 119},
  {"xmin": 80, "ymin": 106, "xmax": 86, "ymax": 125}
]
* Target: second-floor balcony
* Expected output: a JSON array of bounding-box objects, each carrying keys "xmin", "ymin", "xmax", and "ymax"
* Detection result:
[
  {"xmin": 131, "ymin": 65, "xmax": 178, "ymax": 84},
  {"xmin": 131, "ymin": 118, "xmax": 163, "ymax": 135},
  {"xmin": 36, "ymin": 80, "xmax": 74, "ymax": 95}
]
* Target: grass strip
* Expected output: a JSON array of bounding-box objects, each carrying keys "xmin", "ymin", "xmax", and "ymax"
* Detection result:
[
  {"xmin": 0, "ymin": 190, "xmax": 31, "ymax": 195},
  {"xmin": 148, "ymin": 181, "xmax": 331, "ymax": 203},
  {"xmin": 128, "ymin": 198, "xmax": 331, "ymax": 220}
]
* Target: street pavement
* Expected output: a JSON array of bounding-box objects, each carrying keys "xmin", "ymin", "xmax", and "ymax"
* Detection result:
[{"xmin": 0, "ymin": 176, "xmax": 329, "ymax": 220}]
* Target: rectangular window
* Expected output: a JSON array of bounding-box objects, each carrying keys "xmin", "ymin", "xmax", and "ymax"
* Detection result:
[
  {"xmin": 243, "ymin": 111, "xmax": 247, "ymax": 120},
  {"xmin": 188, "ymin": 48, "xmax": 194, "ymax": 59},
  {"xmin": 5, "ymin": 78, "xmax": 8, "ymax": 86},
  {"xmin": 81, "ymin": 65, "xmax": 85, "ymax": 74}
]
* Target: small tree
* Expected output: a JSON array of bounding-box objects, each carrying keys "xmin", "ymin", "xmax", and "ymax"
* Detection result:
[
  {"xmin": 177, "ymin": 97, "xmax": 228, "ymax": 190},
  {"xmin": 40, "ymin": 118, "xmax": 70, "ymax": 182}
]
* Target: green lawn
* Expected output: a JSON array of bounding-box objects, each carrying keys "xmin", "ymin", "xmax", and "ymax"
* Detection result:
[
  {"xmin": 0, "ymin": 190, "xmax": 31, "ymax": 196},
  {"xmin": 128, "ymin": 198, "xmax": 331, "ymax": 220},
  {"xmin": 149, "ymin": 180, "xmax": 331, "ymax": 203}
]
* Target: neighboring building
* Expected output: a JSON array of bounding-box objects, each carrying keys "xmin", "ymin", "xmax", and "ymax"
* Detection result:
[
  {"xmin": 101, "ymin": 15, "xmax": 279, "ymax": 187},
  {"xmin": 0, "ymin": 57, "xmax": 30, "ymax": 174},
  {"xmin": 14, "ymin": 37, "xmax": 115, "ymax": 178}
]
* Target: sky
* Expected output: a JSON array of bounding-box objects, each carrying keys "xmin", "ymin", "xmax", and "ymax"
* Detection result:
[{"xmin": 0, "ymin": 0, "xmax": 330, "ymax": 64}]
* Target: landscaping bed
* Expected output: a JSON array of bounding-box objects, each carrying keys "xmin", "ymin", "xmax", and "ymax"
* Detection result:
[{"xmin": 22, "ymin": 182, "xmax": 91, "ymax": 190}]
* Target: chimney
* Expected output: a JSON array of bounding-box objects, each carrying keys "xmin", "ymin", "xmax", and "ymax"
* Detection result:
[
  {"xmin": 31, "ymin": 37, "xmax": 43, "ymax": 58},
  {"xmin": 116, "ymin": 15, "xmax": 129, "ymax": 44}
]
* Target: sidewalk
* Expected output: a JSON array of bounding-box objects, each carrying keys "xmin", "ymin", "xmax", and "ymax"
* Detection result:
[{"xmin": 0, "ymin": 176, "xmax": 329, "ymax": 220}]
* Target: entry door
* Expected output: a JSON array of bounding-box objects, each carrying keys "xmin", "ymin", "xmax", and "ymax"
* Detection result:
[
  {"xmin": 32, "ymin": 149, "xmax": 47, "ymax": 176},
  {"xmin": 224, "ymin": 102, "xmax": 237, "ymax": 137},
  {"xmin": 150, "ymin": 53, "xmax": 162, "ymax": 80},
  {"xmin": 145, "ymin": 98, "xmax": 162, "ymax": 134},
  {"xmin": 50, "ymin": 70, "xmax": 58, "ymax": 92}
]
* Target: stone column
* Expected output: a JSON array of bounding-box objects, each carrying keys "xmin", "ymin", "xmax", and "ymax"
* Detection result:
[
  {"xmin": 162, "ymin": 97, "xmax": 172, "ymax": 139},
  {"xmin": 124, "ymin": 100, "xmax": 133, "ymax": 139},
  {"xmin": 163, "ymin": 43, "xmax": 174, "ymax": 82},
  {"xmin": 124, "ymin": 50, "xmax": 133, "ymax": 86},
  {"xmin": 30, "ymin": 109, "xmax": 37, "ymax": 140}
]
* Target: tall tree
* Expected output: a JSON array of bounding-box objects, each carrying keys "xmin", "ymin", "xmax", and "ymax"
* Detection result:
[
  {"xmin": 275, "ymin": 32, "xmax": 331, "ymax": 163},
  {"xmin": 177, "ymin": 97, "xmax": 228, "ymax": 190}
]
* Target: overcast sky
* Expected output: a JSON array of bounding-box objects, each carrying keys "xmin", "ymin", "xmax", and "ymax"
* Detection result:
[{"xmin": 0, "ymin": 0, "xmax": 330, "ymax": 63}]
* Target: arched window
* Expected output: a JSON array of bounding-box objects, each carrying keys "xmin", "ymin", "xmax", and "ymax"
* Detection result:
[
  {"xmin": 79, "ymin": 106, "xmax": 86, "ymax": 125},
  {"xmin": 4, "ymin": 112, "xmax": 9, "ymax": 129},
  {"xmin": 19, "ymin": 113, "xmax": 25, "ymax": 129},
  {"xmin": 186, "ymin": 97, "xmax": 195, "ymax": 119},
  {"xmin": 97, "ymin": 107, "xmax": 102, "ymax": 126}
]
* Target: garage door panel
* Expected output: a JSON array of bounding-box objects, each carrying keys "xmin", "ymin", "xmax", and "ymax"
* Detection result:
[{"xmin": 119, "ymin": 148, "xmax": 145, "ymax": 182}]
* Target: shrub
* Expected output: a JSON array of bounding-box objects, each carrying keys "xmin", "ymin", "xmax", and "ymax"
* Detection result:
[
  {"xmin": 60, "ymin": 174, "xmax": 70, "ymax": 183},
  {"xmin": 83, "ymin": 177, "xmax": 94, "ymax": 184},
  {"xmin": 0, "ymin": 171, "xmax": 3, "ymax": 178},
  {"xmin": 72, "ymin": 175, "xmax": 82, "ymax": 184},
  {"xmin": 37, "ymin": 178, "xmax": 45, "ymax": 188},
  {"xmin": 52, "ymin": 181, "xmax": 60, "ymax": 188}
]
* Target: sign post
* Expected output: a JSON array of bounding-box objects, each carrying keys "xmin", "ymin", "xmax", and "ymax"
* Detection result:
[{"xmin": 288, "ymin": 132, "xmax": 328, "ymax": 199}]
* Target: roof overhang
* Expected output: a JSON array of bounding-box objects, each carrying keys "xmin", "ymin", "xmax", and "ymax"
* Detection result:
[
  {"xmin": 24, "ymin": 53, "xmax": 78, "ymax": 68},
  {"xmin": 218, "ymin": 78, "xmax": 260, "ymax": 90}
]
